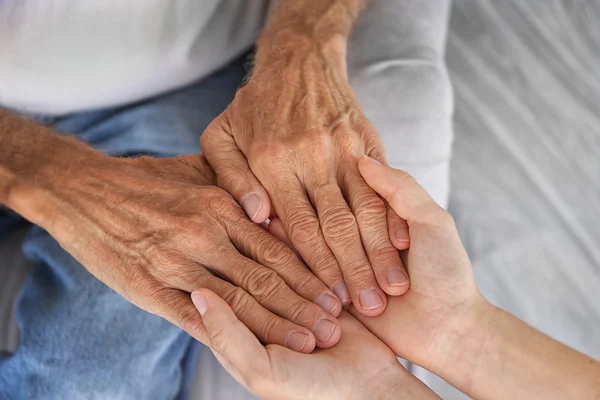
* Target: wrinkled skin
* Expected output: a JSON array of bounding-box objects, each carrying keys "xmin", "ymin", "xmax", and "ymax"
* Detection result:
[{"xmin": 37, "ymin": 152, "xmax": 343, "ymax": 352}]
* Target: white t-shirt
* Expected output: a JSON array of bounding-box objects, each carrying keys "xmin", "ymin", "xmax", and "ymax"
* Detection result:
[{"xmin": 0, "ymin": 1, "xmax": 269, "ymax": 115}]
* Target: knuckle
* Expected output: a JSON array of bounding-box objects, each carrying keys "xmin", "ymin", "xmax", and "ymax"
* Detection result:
[
  {"xmin": 370, "ymin": 240, "xmax": 401, "ymax": 262},
  {"xmin": 353, "ymin": 193, "xmax": 386, "ymax": 220},
  {"xmin": 200, "ymin": 117, "xmax": 226, "ymax": 149},
  {"xmin": 244, "ymin": 269, "xmax": 285, "ymax": 301},
  {"xmin": 285, "ymin": 300, "xmax": 311, "ymax": 323},
  {"xmin": 215, "ymin": 166, "xmax": 244, "ymax": 190},
  {"xmin": 287, "ymin": 214, "xmax": 321, "ymax": 246},
  {"xmin": 205, "ymin": 190, "xmax": 242, "ymax": 218},
  {"xmin": 179, "ymin": 303, "xmax": 204, "ymax": 335},
  {"xmin": 257, "ymin": 313, "xmax": 281, "ymax": 343},
  {"xmin": 321, "ymin": 207, "xmax": 358, "ymax": 241},
  {"xmin": 199, "ymin": 128, "xmax": 212, "ymax": 150},
  {"xmin": 290, "ymin": 271, "xmax": 318, "ymax": 294},
  {"xmin": 222, "ymin": 286, "xmax": 253, "ymax": 316},
  {"xmin": 123, "ymin": 264, "xmax": 158, "ymax": 301},
  {"xmin": 308, "ymin": 251, "xmax": 339, "ymax": 278},
  {"xmin": 257, "ymin": 236, "xmax": 293, "ymax": 266},
  {"xmin": 342, "ymin": 261, "xmax": 374, "ymax": 284},
  {"xmin": 262, "ymin": 142, "xmax": 288, "ymax": 160},
  {"xmin": 300, "ymin": 131, "xmax": 333, "ymax": 151},
  {"xmin": 252, "ymin": 142, "xmax": 289, "ymax": 168}
]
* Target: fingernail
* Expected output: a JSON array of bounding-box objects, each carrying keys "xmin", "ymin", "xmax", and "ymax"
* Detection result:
[
  {"xmin": 395, "ymin": 227, "xmax": 410, "ymax": 242},
  {"xmin": 386, "ymin": 267, "xmax": 409, "ymax": 286},
  {"xmin": 285, "ymin": 331, "xmax": 308, "ymax": 352},
  {"xmin": 332, "ymin": 281, "xmax": 351, "ymax": 305},
  {"xmin": 191, "ymin": 292, "xmax": 208, "ymax": 317},
  {"xmin": 312, "ymin": 318, "xmax": 336, "ymax": 343},
  {"xmin": 359, "ymin": 288, "xmax": 384, "ymax": 310},
  {"xmin": 315, "ymin": 293, "xmax": 339, "ymax": 315},
  {"xmin": 363, "ymin": 155, "xmax": 382, "ymax": 165},
  {"xmin": 241, "ymin": 193, "xmax": 262, "ymax": 222}
]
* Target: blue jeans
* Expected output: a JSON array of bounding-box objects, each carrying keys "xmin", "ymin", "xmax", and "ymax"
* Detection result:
[{"xmin": 0, "ymin": 57, "xmax": 247, "ymax": 400}]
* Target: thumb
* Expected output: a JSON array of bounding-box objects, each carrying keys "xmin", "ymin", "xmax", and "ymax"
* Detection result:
[
  {"xmin": 191, "ymin": 289, "xmax": 271, "ymax": 391},
  {"xmin": 358, "ymin": 155, "xmax": 446, "ymax": 227},
  {"xmin": 200, "ymin": 118, "xmax": 272, "ymax": 223}
]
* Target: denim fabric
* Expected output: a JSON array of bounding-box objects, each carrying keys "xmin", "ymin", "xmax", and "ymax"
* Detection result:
[
  {"xmin": 0, "ymin": 56, "xmax": 247, "ymax": 400},
  {"xmin": 0, "ymin": 209, "xmax": 22, "ymax": 238}
]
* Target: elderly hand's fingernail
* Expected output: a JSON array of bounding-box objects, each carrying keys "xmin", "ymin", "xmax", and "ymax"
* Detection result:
[
  {"xmin": 285, "ymin": 331, "xmax": 308, "ymax": 352},
  {"xmin": 312, "ymin": 318, "xmax": 336, "ymax": 343},
  {"xmin": 359, "ymin": 288, "xmax": 384, "ymax": 310},
  {"xmin": 315, "ymin": 293, "xmax": 339, "ymax": 315},
  {"xmin": 363, "ymin": 155, "xmax": 382, "ymax": 165},
  {"xmin": 387, "ymin": 267, "xmax": 409, "ymax": 286},
  {"xmin": 241, "ymin": 193, "xmax": 263, "ymax": 222},
  {"xmin": 191, "ymin": 292, "xmax": 208, "ymax": 317},
  {"xmin": 332, "ymin": 281, "xmax": 351, "ymax": 305}
]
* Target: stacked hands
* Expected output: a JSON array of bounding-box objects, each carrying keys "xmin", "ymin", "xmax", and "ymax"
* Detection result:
[
  {"xmin": 5, "ymin": 9, "xmax": 599, "ymax": 399},
  {"xmin": 192, "ymin": 156, "xmax": 478, "ymax": 400},
  {"xmin": 28, "ymin": 36, "xmax": 414, "ymax": 354}
]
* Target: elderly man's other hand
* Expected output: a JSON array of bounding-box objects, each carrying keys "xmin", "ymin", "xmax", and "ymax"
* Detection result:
[
  {"xmin": 191, "ymin": 289, "xmax": 439, "ymax": 400},
  {"xmin": 7, "ymin": 137, "xmax": 343, "ymax": 351},
  {"xmin": 201, "ymin": 2, "xmax": 411, "ymax": 317}
]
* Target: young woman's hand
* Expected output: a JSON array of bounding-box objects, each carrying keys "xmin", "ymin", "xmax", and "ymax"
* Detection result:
[
  {"xmin": 352, "ymin": 156, "xmax": 600, "ymax": 400},
  {"xmin": 191, "ymin": 289, "xmax": 439, "ymax": 400}
]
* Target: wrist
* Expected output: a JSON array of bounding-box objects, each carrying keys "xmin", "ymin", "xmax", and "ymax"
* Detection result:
[
  {"xmin": 361, "ymin": 364, "xmax": 406, "ymax": 400},
  {"xmin": 425, "ymin": 298, "xmax": 502, "ymax": 394},
  {"xmin": 3, "ymin": 126, "xmax": 107, "ymax": 228},
  {"xmin": 254, "ymin": 31, "xmax": 348, "ymax": 83},
  {"xmin": 254, "ymin": 0, "xmax": 362, "ymax": 77}
]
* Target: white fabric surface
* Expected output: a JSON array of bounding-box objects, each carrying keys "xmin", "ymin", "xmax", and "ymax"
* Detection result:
[{"xmin": 0, "ymin": 0, "xmax": 268, "ymax": 115}]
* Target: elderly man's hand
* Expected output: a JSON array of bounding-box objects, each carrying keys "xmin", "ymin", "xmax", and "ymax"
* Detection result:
[
  {"xmin": 201, "ymin": 3, "xmax": 410, "ymax": 316},
  {"xmin": 8, "ymin": 137, "xmax": 343, "ymax": 352}
]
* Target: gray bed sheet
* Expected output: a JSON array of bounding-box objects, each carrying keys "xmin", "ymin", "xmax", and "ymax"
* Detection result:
[
  {"xmin": 448, "ymin": 0, "xmax": 600, "ymax": 361},
  {"xmin": 414, "ymin": 1, "xmax": 600, "ymax": 397},
  {"xmin": 1, "ymin": 0, "xmax": 599, "ymax": 398}
]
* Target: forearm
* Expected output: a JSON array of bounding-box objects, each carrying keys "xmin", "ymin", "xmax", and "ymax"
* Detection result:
[
  {"xmin": 255, "ymin": 0, "xmax": 366, "ymax": 72},
  {"xmin": 373, "ymin": 374, "xmax": 440, "ymax": 400},
  {"xmin": 361, "ymin": 363, "xmax": 440, "ymax": 400},
  {"xmin": 432, "ymin": 303, "xmax": 600, "ymax": 399},
  {"xmin": 0, "ymin": 110, "xmax": 103, "ymax": 227}
]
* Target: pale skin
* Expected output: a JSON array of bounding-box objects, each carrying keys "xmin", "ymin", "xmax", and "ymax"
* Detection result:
[
  {"xmin": 194, "ymin": 156, "xmax": 600, "ymax": 400},
  {"xmin": 0, "ymin": 0, "xmax": 406, "ymax": 352}
]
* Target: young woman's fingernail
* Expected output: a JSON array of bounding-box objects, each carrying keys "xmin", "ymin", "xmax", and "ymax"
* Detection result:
[{"xmin": 191, "ymin": 292, "xmax": 208, "ymax": 316}]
